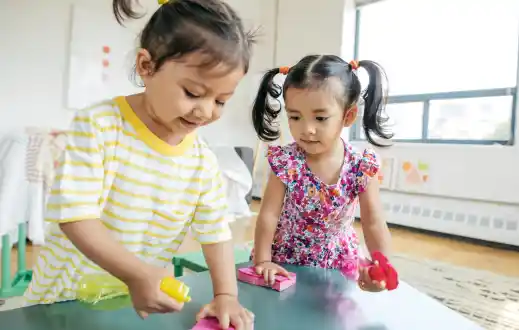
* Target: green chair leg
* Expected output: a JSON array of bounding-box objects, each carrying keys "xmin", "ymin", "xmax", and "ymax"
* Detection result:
[
  {"xmin": 1, "ymin": 235, "xmax": 11, "ymax": 297},
  {"xmin": 171, "ymin": 241, "xmax": 253, "ymax": 277},
  {"xmin": 0, "ymin": 223, "xmax": 33, "ymax": 299},
  {"xmin": 174, "ymin": 264, "xmax": 184, "ymax": 277}
]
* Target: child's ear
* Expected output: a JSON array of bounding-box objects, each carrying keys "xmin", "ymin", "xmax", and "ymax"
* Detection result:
[
  {"xmin": 343, "ymin": 105, "xmax": 358, "ymax": 127},
  {"xmin": 135, "ymin": 49, "xmax": 155, "ymax": 83}
]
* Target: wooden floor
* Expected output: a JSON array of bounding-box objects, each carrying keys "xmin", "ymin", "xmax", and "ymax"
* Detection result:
[{"xmin": 3, "ymin": 201, "xmax": 519, "ymax": 281}]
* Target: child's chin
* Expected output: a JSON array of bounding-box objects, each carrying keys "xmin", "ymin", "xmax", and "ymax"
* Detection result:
[{"xmin": 300, "ymin": 144, "xmax": 323, "ymax": 155}]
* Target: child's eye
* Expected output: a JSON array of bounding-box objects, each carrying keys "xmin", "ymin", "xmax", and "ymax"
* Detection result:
[
  {"xmin": 289, "ymin": 116, "xmax": 300, "ymax": 121},
  {"xmin": 216, "ymin": 100, "xmax": 226, "ymax": 106},
  {"xmin": 316, "ymin": 116, "xmax": 329, "ymax": 122},
  {"xmin": 184, "ymin": 88, "xmax": 200, "ymax": 98}
]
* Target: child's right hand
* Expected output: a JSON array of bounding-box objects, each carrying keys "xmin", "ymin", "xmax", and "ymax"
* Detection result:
[
  {"xmin": 254, "ymin": 261, "xmax": 291, "ymax": 286},
  {"xmin": 126, "ymin": 265, "xmax": 184, "ymax": 319}
]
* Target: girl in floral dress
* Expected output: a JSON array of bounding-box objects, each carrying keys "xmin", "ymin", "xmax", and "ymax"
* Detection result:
[{"xmin": 251, "ymin": 55, "xmax": 393, "ymax": 292}]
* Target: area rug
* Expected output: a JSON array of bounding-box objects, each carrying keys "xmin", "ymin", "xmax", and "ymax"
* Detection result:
[{"xmin": 392, "ymin": 254, "xmax": 519, "ymax": 330}]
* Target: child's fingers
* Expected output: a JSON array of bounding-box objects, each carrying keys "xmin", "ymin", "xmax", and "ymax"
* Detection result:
[
  {"xmin": 277, "ymin": 266, "xmax": 291, "ymax": 278},
  {"xmin": 359, "ymin": 280, "xmax": 386, "ymax": 292},
  {"xmin": 254, "ymin": 265, "xmax": 263, "ymax": 275},
  {"xmin": 158, "ymin": 293, "xmax": 184, "ymax": 312},
  {"xmin": 262, "ymin": 268, "xmax": 270, "ymax": 284},
  {"xmin": 136, "ymin": 310, "xmax": 149, "ymax": 319},
  {"xmin": 268, "ymin": 269, "xmax": 278, "ymax": 285},
  {"xmin": 358, "ymin": 267, "xmax": 371, "ymax": 282},
  {"xmin": 196, "ymin": 304, "xmax": 214, "ymax": 321},
  {"xmin": 217, "ymin": 312, "xmax": 231, "ymax": 329}
]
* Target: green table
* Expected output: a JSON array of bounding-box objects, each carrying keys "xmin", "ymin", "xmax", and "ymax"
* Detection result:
[{"xmin": 0, "ymin": 263, "xmax": 482, "ymax": 330}]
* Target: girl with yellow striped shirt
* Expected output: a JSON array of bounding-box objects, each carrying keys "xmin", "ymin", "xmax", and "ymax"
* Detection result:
[{"xmin": 24, "ymin": 1, "xmax": 255, "ymax": 329}]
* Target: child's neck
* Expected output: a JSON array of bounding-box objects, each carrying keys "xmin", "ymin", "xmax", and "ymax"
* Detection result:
[
  {"xmin": 305, "ymin": 139, "xmax": 345, "ymax": 185},
  {"xmin": 127, "ymin": 93, "xmax": 186, "ymax": 146}
]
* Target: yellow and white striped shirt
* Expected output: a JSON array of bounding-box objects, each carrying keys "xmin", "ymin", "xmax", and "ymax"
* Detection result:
[{"xmin": 24, "ymin": 96, "xmax": 231, "ymax": 304}]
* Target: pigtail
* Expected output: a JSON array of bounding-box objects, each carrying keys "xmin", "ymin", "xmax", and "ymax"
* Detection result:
[
  {"xmin": 358, "ymin": 60, "xmax": 393, "ymax": 147},
  {"xmin": 252, "ymin": 68, "xmax": 283, "ymax": 142},
  {"xmin": 113, "ymin": 0, "xmax": 144, "ymax": 25}
]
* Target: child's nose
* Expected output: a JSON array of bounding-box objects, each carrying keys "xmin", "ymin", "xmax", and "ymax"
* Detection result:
[
  {"xmin": 196, "ymin": 101, "xmax": 214, "ymax": 121},
  {"xmin": 304, "ymin": 124, "xmax": 317, "ymax": 135}
]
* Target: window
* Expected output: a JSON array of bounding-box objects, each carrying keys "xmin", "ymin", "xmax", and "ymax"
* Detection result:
[{"xmin": 350, "ymin": 0, "xmax": 519, "ymax": 145}]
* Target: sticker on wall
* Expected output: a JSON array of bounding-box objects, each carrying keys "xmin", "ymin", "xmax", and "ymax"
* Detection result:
[
  {"xmin": 378, "ymin": 157, "xmax": 396, "ymax": 190},
  {"xmin": 395, "ymin": 160, "xmax": 431, "ymax": 192}
]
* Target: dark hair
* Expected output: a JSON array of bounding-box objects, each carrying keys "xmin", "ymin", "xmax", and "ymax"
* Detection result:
[
  {"xmin": 113, "ymin": 0, "xmax": 256, "ymax": 83},
  {"xmin": 252, "ymin": 54, "xmax": 392, "ymax": 147}
]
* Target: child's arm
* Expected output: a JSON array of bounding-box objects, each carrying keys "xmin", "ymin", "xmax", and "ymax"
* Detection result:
[
  {"xmin": 191, "ymin": 164, "xmax": 253, "ymax": 328},
  {"xmin": 202, "ymin": 240, "xmax": 238, "ymax": 296},
  {"xmin": 253, "ymin": 172, "xmax": 285, "ymax": 264},
  {"xmin": 60, "ymin": 220, "xmax": 150, "ymax": 282},
  {"xmin": 189, "ymin": 167, "xmax": 235, "ymax": 296},
  {"xmin": 358, "ymin": 178, "xmax": 391, "ymax": 256}
]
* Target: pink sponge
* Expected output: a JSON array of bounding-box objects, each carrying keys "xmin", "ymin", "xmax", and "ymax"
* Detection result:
[
  {"xmin": 192, "ymin": 317, "xmax": 254, "ymax": 330},
  {"xmin": 238, "ymin": 266, "xmax": 296, "ymax": 292}
]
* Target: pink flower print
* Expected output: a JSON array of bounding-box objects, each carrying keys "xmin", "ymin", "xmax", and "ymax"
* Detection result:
[
  {"xmin": 340, "ymin": 259, "xmax": 358, "ymax": 280},
  {"xmin": 294, "ymin": 190, "xmax": 304, "ymax": 200},
  {"xmin": 311, "ymin": 244, "xmax": 322, "ymax": 254}
]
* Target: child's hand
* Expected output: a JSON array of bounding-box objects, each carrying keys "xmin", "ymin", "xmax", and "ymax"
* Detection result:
[
  {"xmin": 126, "ymin": 265, "xmax": 184, "ymax": 318},
  {"xmin": 196, "ymin": 294, "xmax": 254, "ymax": 330},
  {"xmin": 358, "ymin": 266, "xmax": 386, "ymax": 292},
  {"xmin": 254, "ymin": 261, "xmax": 291, "ymax": 286}
]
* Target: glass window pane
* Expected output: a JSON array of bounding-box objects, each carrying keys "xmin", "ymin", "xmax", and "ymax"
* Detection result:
[
  {"xmin": 427, "ymin": 96, "xmax": 513, "ymax": 141},
  {"xmin": 358, "ymin": 0, "xmax": 519, "ymax": 95},
  {"xmin": 359, "ymin": 102, "xmax": 423, "ymax": 140}
]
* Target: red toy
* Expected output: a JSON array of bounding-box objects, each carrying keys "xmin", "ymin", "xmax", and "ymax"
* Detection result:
[{"xmin": 367, "ymin": 251, "xmax": 399, "ymax": 291}]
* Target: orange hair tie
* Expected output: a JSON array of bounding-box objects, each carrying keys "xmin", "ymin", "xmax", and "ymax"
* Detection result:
[
  {"xmin": 349, "ymin": 60, "xmax": 359, "ymax": 71},
  {"xmin": 279, "ymin": 66, "xmax": 290, "ymax": 75}
]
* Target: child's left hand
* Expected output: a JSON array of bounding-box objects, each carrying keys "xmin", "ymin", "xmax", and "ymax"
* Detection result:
[
  {"xmin": 196, "ymin": 294, "xmax": 254, "ymax": 330},
  {"xmin": 357, "ymin": 266, "xmax": 386, "ymax": 292}
]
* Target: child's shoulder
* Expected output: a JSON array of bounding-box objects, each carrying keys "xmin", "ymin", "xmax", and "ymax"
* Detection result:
[
  {"xmin": 73, "ymin": 98, "xmax": 122, "ymax": 128},
  {"xmin": 344, "ymin": 143, "xmax": 380, "ymax": 178},
  {"xmin": 267, "ymin": 142, "xmax": 300, "ymax": 159}
]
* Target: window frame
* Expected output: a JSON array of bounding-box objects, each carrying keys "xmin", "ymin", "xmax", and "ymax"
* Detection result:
[{"xmin": 349, "ymin": 5, "xmax": 519, "ymax": 146}]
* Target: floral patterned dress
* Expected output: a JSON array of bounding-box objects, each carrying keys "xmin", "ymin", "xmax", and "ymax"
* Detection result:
[{"xmin": 260, "ymin": 141, "xmax": 379, "ymax": 280}]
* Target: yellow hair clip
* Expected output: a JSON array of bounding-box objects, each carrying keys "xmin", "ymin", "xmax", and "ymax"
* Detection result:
[{"xmin": 158, "ymin": 0, "xmax": 169, "ymax": 4}]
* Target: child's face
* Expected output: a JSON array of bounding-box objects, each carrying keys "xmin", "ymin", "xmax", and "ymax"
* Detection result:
[
  {"xmin": 137, "ymin": 51, "xmax": 245, "ymax": 135},
  {"xmin": 285, "ymin": 81, "xmax": 356, "ymax": 155}
]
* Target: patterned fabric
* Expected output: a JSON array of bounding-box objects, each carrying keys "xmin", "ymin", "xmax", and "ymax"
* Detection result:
[
  {"xmin": 262, "ymin": 142, "xmax": 379, "ymax": 279},
  {"xmin": 24, "ymin": 129, "xmax": 67, "ymax": 185}
]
